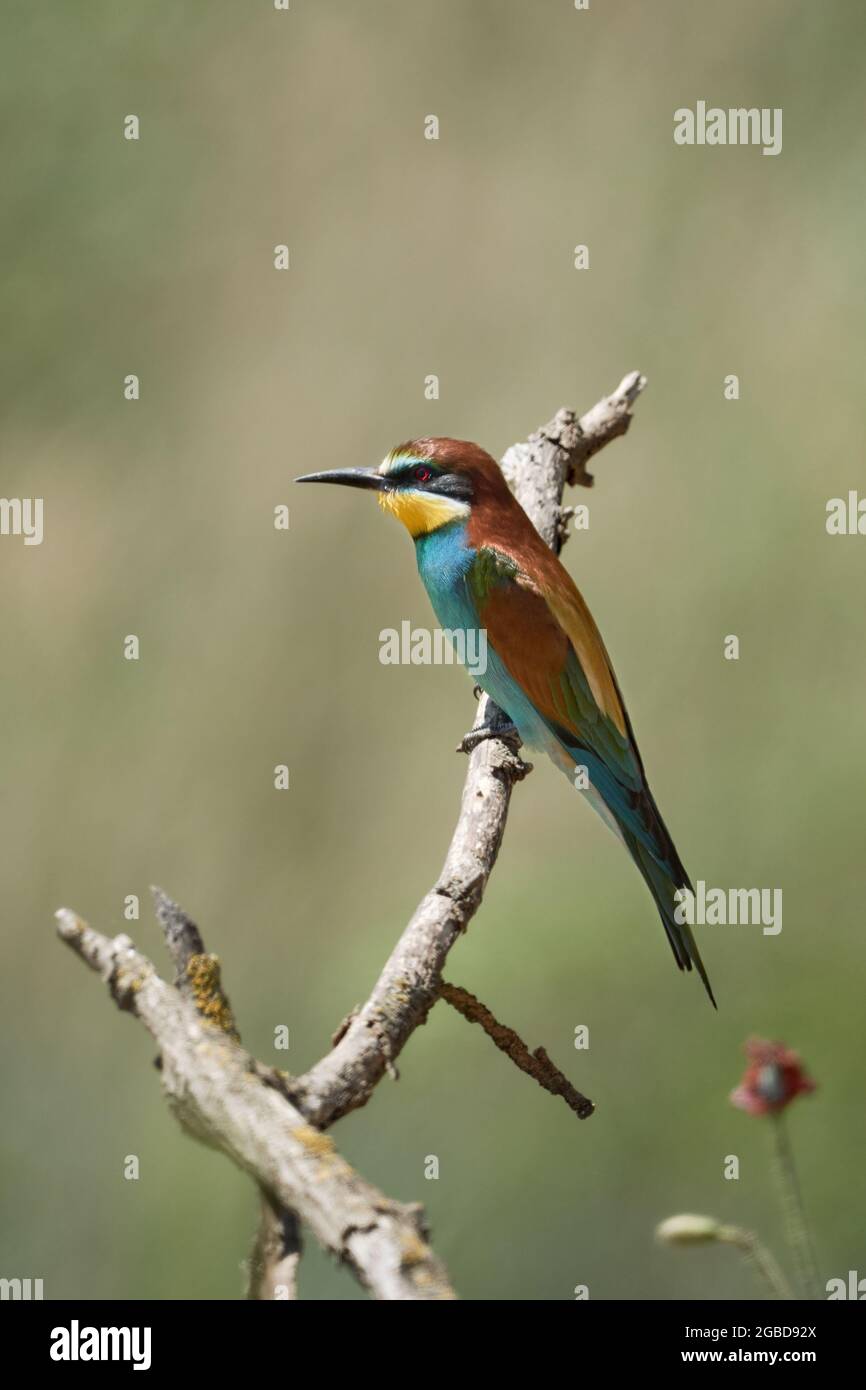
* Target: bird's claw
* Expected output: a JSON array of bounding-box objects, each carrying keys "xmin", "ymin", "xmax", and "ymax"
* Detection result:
[{"xmin": 457, "ymin": 720, "xmax": 521, "ymax": 754}]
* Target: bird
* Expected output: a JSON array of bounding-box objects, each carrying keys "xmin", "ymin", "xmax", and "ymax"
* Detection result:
[{"xmin": 297, "ymin": 438, "xmax": 715, "ymax": 1006}]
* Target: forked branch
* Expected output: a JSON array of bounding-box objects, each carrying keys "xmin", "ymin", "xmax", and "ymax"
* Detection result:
[{"xmin": 56, "ymin": 372, "xmax": 646, "ymax": 1298}]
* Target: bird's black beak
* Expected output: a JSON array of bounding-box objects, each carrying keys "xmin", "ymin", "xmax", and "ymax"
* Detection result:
[{"xmin": 295, "ymin": 468, "xmax": 387, "ymax": 491}]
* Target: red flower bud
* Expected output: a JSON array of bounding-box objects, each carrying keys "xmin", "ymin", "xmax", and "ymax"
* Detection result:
[{"xmin": 730, "ymin": 1037, "xmax": 816, "ymax": 1116}]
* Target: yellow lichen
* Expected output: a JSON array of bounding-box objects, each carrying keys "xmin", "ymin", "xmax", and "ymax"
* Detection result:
[
  {"xmin": 291, "ymin": 1124, "xmax": 336, "ymax": 1158},
  {"xmin": 400, "ymin": 1231, "xmax": 429, "ymax": 1268},
  {"xmin": 185, "ymin": 954, "xmax": 238, "ymax": 1037}
]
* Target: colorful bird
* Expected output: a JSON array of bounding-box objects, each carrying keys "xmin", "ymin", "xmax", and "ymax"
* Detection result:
[{"xmin": 297, "ymin": 439, "xmax": 715, "ymax": 1006}]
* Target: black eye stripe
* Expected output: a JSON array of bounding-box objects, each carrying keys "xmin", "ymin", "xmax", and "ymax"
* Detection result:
[
  {"xmin": 426, "ymin": 473, "xmax": 473, "ymax": 502},
  {"xmin": 388, "ymin": 459, "xmax": 473, "ymax": 502}
]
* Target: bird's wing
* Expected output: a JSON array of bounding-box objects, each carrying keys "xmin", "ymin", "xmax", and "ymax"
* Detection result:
[
  {"xmin": 469, "ymin": 544, "xmax": 687, "ymax": 865},
  {"xmin": 468, "ymin": 544, "xmax": 714, "ymax": 1002},
  {"xmin": 468, "ymin": 545, "xmax": 644, "ymax": 802}
]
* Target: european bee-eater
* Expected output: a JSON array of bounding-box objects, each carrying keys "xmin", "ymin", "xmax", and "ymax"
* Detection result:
[{"xmin": 297, "ymin": 439, "xmax": 715, "ymax": 1006}]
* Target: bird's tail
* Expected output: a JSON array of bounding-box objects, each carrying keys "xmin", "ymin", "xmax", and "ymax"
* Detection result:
[
  {"xmin": 561, "ymin": 744, "xmax": 716, "ymax": 1006},
  {"xmin": 618, "ymin": 794, "xmax": 717, "ymax": 1009}
]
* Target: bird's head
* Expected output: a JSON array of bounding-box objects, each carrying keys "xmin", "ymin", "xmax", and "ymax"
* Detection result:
[{"xmin": 296, "ymin": 438, "xmax": 509, "ymax": 538}]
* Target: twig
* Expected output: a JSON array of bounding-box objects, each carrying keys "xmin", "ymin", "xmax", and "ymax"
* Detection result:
[
  {"xmin": 500, "ymin": 371, "xmax": 647, "ymax": 545},
  {"xmin": 247, "ymin": 1193, "xmax": 303, "ymax": 1301},
  {"xmin": 440, "ymin": 982, "xmax": 594, "ymax": 1119},
  {"xmin": 151, "ymin": 885, "xmax": 206, "ymax": 983},
  {"xmin": 151, "ymin": 886, "xmax": 239, "ymax": 1038},
  {"xmin": 154, "ymin": 885, "xmax": 304, "ymax": 1296}
]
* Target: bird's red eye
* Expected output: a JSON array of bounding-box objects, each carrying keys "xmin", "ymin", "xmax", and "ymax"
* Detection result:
[{"xmin": 414, "ymin": 465, "xmax": 432, "ymax": 483}]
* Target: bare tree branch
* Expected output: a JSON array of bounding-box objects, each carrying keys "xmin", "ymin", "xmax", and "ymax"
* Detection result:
[
  {"xmin": 247, "ymin": 1193, "xmax": 303, "ymax": 1301},
  {"xmin": 55, "ymin": 372, "xmax": 645, "ymax": 1299},
  {"xmin": 500, "ymin": 370, "xmax": 647, "ymax": 544},
  {"xmin": 151, "ymin": 886, "xmax": 239, "ymax": 1037},
  {"xmin": 440, "ymin": 982, "xmax": 594, "ymax": 1119},
  {"xmin": 151, "ymin": 886, "xmax": 304, "ymax": 1297},
  {"xmin": 292, "ymin": 372, "xmax": 646, "ymax": 1128},
  {"xmin": 55, "ymin": 909, "xmax": 455, "ymax": 1301},
  {"xmin": 288, "ymin": 725, "xmax": 532, "ymax": 1126}
]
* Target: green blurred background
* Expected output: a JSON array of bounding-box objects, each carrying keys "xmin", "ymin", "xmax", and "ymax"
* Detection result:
[{"xmin": 2, "ymin": 0, "xmax": 864, "ymax": 1300}]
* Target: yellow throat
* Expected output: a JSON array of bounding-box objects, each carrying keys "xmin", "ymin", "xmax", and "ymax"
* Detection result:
[{"xmin": 377, "ymin": 487, "xmax": 469, "ymax": 537}]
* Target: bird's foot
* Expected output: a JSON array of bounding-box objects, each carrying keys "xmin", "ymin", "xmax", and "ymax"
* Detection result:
[{"xmin": 457, "ymin": 718, "xmax": 521, "ymax": 754}]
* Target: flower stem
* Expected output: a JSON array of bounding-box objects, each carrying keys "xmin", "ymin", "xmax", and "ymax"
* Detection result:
[
  {"xmin": 771, "ymin": 1112, "xmax": 821, "ymax": 1299},
  {"xmin": 719, "ymin": 1225, "xmax": 794, "ymax": 1301}
]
